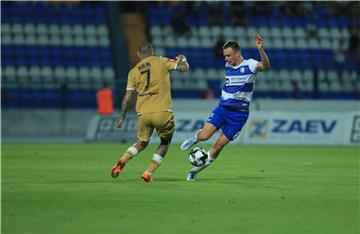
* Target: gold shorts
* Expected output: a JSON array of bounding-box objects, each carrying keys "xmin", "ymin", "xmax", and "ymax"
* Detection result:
[{"xmin": 137, "ymin": 111, "xmax": 175, "ymax": 142}]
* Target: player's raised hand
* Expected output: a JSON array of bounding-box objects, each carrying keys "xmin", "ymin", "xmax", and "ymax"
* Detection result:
[
  {"xmin": 176, "ymin": 54, "xmax": 187, "ymax": 62},
  {"xmin": 255, "ymin": 34, "xmax": 264, "ymax": 50},
  {"xmin": 115, "ymin": 117, "xmax": 125, "ymax": 128},
  {"xmin": 175, "ymin": 54, "xmax": 189, "ymax": 72}
]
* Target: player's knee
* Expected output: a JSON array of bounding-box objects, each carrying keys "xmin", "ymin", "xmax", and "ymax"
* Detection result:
[
  {"xmin": 140, "ymin": 141, "xmax": 149, "ymax": 148},
  {"xmin": 160, "ymin": 136, "xmax": 172, "ymax": 145},
  {"xmin": 136, "ymin": 141, "xmax": 149, "ymax": 150}
]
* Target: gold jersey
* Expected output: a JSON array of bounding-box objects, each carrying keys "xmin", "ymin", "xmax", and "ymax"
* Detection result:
[{"xmin": 126, "ymin": 56, "xmax": 179, "ymax": 115}]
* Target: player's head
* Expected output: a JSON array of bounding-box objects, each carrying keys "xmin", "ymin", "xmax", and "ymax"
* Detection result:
[
  {"xmin": 223, "ymin": 40, "xmax": 242, "ymax": 66},
  {"xmin": 137, "ymin": 41, "xmax": 154, "ymax": 60}
]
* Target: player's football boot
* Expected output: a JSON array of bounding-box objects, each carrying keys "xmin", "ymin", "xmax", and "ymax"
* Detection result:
[
  {"xmin": 186, "ymin": 171, "xmax": 197, "ymax": 181},
  {"xmin": 180, "ymin": 136, "xmax": 198, "ymax": 151},
  {"xmin": 141, "ymin": 170, "xmax": 154, "ymax": 183},
  {"xmin": 111, "ymin": 157, "xmax": 126, "ymax": 178}
]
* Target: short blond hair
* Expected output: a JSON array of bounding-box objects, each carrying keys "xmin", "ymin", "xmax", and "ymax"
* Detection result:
[{"xmin": 138, "ymin": 41, "xmax": 154, "ymax": 57}]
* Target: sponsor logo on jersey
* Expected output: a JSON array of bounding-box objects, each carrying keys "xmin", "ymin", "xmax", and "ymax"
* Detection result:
[{"xmin": 225, "ymin": 76, "xmax": 247, "ymax": 86}]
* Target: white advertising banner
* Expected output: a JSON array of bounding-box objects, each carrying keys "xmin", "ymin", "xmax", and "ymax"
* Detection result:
[
  {"xmin": 153, "ymin": 111, "xmax": 220, "ymax": 144},
  {"xmin": 85, "ymin": 111, "xmax": 219, "ymax": 144},
  {"xmin": 86, "ymin": 111, "xmax": 360, "ymax": 145},
  {"xmin": 344, "ymin": 111, "xmax": 360, "ymax": 145},
  {"xmin": 85, "ymin": 114, "xmax": 137, "ymax": 142},
  {"xmin": 243, "ymin": 111, "xmax": 360, "ymax": 145}
]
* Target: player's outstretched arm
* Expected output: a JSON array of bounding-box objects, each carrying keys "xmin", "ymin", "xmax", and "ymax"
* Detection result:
[
  {"xmin": 115, "ymin": 90, "xmax": 134, "ymax": 128},
  {"xmin": 255, "ymin": 34, "xmax": 270, "ymax": 72},
  {"xmin": 176, "ymin": 54, "xmax": 189, "ymax": 72}
]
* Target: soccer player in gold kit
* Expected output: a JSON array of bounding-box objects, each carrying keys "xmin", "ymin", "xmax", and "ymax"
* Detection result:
[{"xmin": 111, "ymin": 41, "xmax": 189, "ymax": 183}]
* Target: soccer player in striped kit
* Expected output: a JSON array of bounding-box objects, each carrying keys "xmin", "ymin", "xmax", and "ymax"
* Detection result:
[{"xmin": 181, "ymin": 34, "xmax": 270, "ymax": 181}]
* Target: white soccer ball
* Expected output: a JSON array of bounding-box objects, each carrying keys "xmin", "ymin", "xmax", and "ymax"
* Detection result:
[{"xmin": 189, "ymin": 147, "xmax": 208, "ymax": 167}]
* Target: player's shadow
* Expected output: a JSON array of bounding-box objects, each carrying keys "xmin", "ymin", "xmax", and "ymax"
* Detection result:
[
  {"xmin": 197, "ymin": 176, "xmax": 266, "ymax": 182},
  {"xmin": 156, "ymin": 177, "xmax": 194, "ymax": 182},
  {"xmin": 156, "ymin": 176, "xmax": 266, "ymax": 184}
]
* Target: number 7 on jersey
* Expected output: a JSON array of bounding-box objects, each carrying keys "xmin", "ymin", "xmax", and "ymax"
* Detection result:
[{"xmin": 141, "ymin": 69, "xmax": 151, "ymax": 91}]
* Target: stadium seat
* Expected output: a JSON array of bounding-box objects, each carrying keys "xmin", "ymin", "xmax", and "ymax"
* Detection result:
[
  {"xmin": 223, "ymin": 26, "xmax": 234, "ymax": 38},
  {"xmin": 269, "ymin": 26, "xmax": 281, "ymax": 38},
  {"xmin": 85, "ymin": 24, "xmax": 97, "ymax": 35},
  {"xmin": 283, "ymin": 38, "xmax": 295, "ymax": 49},
  {"xmin": 41, "ymin": 66, "xmax": 53, "ymax": 80},
  {"xmin": 176, "ymin": 36, "xmax": 189, "ymax": 48},
  {"xmin": 198, "ymin": 26, "xmax": 211, "ymax": 37},
  {"xmin": 13, "ymin": 34, "xmax": 25, "ymax": 44},
  {"xmin": 3, "ymin": 66, "xmax": 17, "ymax": 83},
  {"xmin": 2, "ymin": 23, "xmax": 11, "ymax": 34},
  {"xmin": 318, "ymin": 27, "xmax": 329, "ymax": 38},
  {"xmin": 319, "ymin": 37, "xmax": 332, "ymax": 49},
  {"xmin": 286, "ymin": 26, "xmax": 296, "ymax": 36},
  {"xmin": 2, "ymin": 33, "xmax": 13, "ymax": 45},
  {"xmin": 293, "ymin": 27, "xmax": 306, "ymax": 38},
  {"xmin": 11, "ymin": 23, "xmax": 23, "ymax": 34},
  {"xmin": 199, "ymin": 37, "xmax": 213, "ymax": 48},
  {"xmin": 150, "ymin": 25, "xmax": 162, "ymax": 37},
  {"xmin": 65, "ymin": 66, "xmax": 78, "ymax": 80},
  {"xmin": 49, "ymin": 24, "xmax": 60, "ymax": 35},
  {"xmin": 99, "ymin": 36, "xmax": 110, "ymax": 46},
  {"xmin": 165, "ymin": 35, "xmax": 176, "ymax": 47},
  {"xmin": 255, "ymin": 26, "xmax": 266, "ymax": 37},
  {"xmin": 189, "ymin": 37, "xmax": 201, "ymax": 48},
  {"xmin": 192, "ymin": 68, "xmax": 207, "ymax": 80},
  {"xmin": 72, "ymin": 24, "xmax": 84, "ymax": 35},
  {"xmin": 329, "ymin": 27, "xmax": 341, "ymax": 39},
  {"xmin": 210, "ymin": 26, "xmax": 222, "ymax": 38},
  {"xmin": 35, "ymin": 23, "xmax": 47, "ymax": 34}
]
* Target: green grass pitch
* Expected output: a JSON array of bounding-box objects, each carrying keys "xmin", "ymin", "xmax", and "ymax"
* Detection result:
[{"xmin": 2, "ymin": 143, "xmax": 359, "ymax": 233}]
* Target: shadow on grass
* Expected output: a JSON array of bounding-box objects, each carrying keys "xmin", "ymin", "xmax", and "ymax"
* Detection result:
[
  {"xmin": 156, "ymin": 176, "xmax": 267, "ymax": 183},
  {"xmin": 2, "ymin": 176, "xmax": 267, "ymax": 185}
]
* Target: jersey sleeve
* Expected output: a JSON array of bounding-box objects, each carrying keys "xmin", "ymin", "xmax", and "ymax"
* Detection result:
[
  {"xmin": 161, "ymin": 56, "xmax": 180, "ymax": 71},
  {"xmin": 126, "ymin": 71, "xmax": 136, "ymax": 91},
  {"xmin": 248, "ymin": 58, "xmax": 259, "ymax": 74}
]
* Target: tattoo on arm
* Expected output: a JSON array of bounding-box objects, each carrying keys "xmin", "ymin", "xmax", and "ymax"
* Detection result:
[{"xmin": 120, "ymin": 91, "xmax": 133, "ymax": 118}]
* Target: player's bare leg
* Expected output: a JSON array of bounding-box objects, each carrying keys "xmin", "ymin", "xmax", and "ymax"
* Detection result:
[
  {"xmin": 111, "ymin": 140, "xmax": 148, "ymax": 178},
  {"xmin": 141, "ymin": 136, "xmax": 172, "ymax": 183},
  {"xmin": 180, "ymin": 123, "xmax": 217, "ymax": 151},
  {"xmin": 187, "ymin": 132, "xmax": 230, "ymax": 181}
]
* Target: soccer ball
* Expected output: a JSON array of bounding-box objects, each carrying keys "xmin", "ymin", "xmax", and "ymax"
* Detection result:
[{"xmin": 189, "ymin": 147, "xmax": 208, "ymax": 167}]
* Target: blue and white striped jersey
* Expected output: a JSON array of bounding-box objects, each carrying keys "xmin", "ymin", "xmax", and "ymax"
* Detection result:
[{"xmin": 219, "ymin": 59, "xmax": 259, "ymax": 110}]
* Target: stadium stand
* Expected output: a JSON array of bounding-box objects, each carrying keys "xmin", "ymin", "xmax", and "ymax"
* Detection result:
[
  {"xmin": 1, "ymin": 1, "xmax": 359, "ymax": 109},
  {"xmin": 1, "ymin": 1, "xmax": 114, "ymax": 108},
  {"xmin": 147, "ymin": 2, "xmax": 360, "ymax": 100}
]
